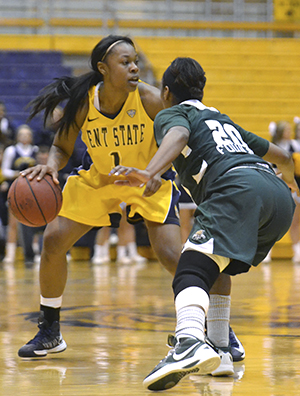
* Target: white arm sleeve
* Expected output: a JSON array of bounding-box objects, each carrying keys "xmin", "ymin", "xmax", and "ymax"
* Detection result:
[{"xmin": 1, "ymin": 146, "xmax": 17, "ymax": 179}]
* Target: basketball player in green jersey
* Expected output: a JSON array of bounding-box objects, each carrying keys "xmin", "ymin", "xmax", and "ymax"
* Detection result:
[
  {"xmin": 110, "ymin": 57, "xmax": 297, "ymax": 390},
  {"xmin": 17, "ymin": 36, "xmax": 242, "ymax": 361}
]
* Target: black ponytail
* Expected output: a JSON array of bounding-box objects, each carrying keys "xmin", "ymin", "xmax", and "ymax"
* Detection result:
[{"xmin": 28, "ymin": 35, "xmax": 135, "ymax": 137}]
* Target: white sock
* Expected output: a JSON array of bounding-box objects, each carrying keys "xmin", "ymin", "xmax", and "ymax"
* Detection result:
[
  {"xmin": 175, "ymin": 305, "xmax": 206, "ymax": 341},
  {"xmin": 292, "ymin": 242, "xmax": 300, "ymax": 256},
  {"xmin": 102, "ymin": 242, "xmax": 109, "ymax": 257},
  {"xmin": 207, "ymin": 294, "xmax": 231, "ymax": 347},
  {"xmin": 32, "ymin": 242, "xmax": 40, "ymax": 255},
  {"xmin": 117, "ymin": 245, "xmax": 127, "ymax": 260},
  {"xmin": 40, "ymin": 295, "xmax": 63, "ymax": 308},
  {"xmin": 174, "ymin": 287, "xmax": 209, "ymax": 342},
  {"xmin": 93, "ymin": 243, "xmax": 109, "ymax": 259},
  {"xmin": 93, "ymin": 245, "xmax": 102, "ymax": 259},
  {"xmin": 127, "ymin": 242, "xmax": 138, "ymax": 258},
  {"xmin": 4, "ymin": 242, "xmax": 16, "ymax": 261}
]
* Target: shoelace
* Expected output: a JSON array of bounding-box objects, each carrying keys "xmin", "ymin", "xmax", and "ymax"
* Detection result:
[
  {"xmin": 27, "ymin": 323, "xmax": 52, "ymax": 345},
  {"xmin": 157, "ymin": 334, "xmax": 177, "ymax": 361}
]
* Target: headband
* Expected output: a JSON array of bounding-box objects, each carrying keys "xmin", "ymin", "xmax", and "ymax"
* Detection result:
[
  {"xmin": 163, "ymin": 66, "xmax": 191, "ymax": 101},
  {"xmin": 101, "ymin": 40, "xmax": 127, "ymax": 62}
]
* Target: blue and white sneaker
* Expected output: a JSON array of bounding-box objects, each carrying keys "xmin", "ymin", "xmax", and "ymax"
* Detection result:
[
  {"xmin": 143, "ymin": 335, "xmax": 220, "ymax": 391},
  {"xmin": 210, "ymin": 346, "xmax": 234, "ymax": 376},
  {"xmin": 18, "ymin": 317, "xmax": 67, "ymax": 358},
  {"xmin": 229, "ymin": 326, "xmax": 245, "ymax": 362},
  {"xmin": 205, "ymin": 338, "xmax": 234, "ymax": 377}
]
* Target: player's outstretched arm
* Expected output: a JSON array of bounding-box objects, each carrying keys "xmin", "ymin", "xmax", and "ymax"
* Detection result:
[
  {"xmin": 263, "ymin": 142, "xmax": 299, "ymax": 194},
  {"xmin": 110, "ymin": 125, "xmax": 189, "ymax": 189},
  {"xmin": 109, "ymin": 166, "xmax": 151, "ymax": 187}
]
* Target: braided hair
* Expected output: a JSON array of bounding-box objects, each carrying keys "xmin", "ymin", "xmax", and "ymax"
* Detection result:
[
  {"xmin": 162, "ymin": 57, "xmax": 206, "ymax": 103},
  {"xmin": 28, "ymin": 35, "xmax": 135, "ymax": 136}
]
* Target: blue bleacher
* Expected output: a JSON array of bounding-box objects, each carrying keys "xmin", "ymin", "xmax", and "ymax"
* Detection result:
[
  {"xmin": 0, "ymin": 51, "xmax": 64, "ymax": 65},
  {"xmin": 0, "ymin": 64, "xmax": 71, "ymax": 80},
  {"xmin": 0, "ymin": 51, "xmax": 72, "ymax": 138},
  {"xmin": 0, "ymin": 79, "xmax": 50, "ymax": 95}
]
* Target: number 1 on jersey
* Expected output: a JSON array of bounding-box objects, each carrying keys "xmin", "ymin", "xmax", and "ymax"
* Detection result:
[{"xmin": 111, "ymin": 152, "xmax": 121, "ymax": 167}]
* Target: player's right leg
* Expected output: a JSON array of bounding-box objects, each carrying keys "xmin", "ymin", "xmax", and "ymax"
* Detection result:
[
  {"xmin": 18, "ymin": 216, "xmax": 93, "ymax": 358},
  {"xmin": 143, "ymin": 251, "xmax": 222, "ymax": 391}
]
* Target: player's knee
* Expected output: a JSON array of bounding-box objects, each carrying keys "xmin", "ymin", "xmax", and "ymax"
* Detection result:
[
  {"xmin": 43, "ymin": 225, "xmax": 68, "ymax": 256},
  {"xmin": 172, "ymin": 250, "xmax": 220, "ymax": 297},
  {"xmin": 155, "ymin": 245, "xmax": 181, "ymax": 276}
]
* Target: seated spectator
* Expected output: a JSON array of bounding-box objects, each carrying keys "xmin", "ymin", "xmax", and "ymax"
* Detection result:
[
  {"xmin": 1, "ymin": 124, "xmax": 38, "ymax": 264},
  {"xmin": 0, "ymin": 144, "xmax": 9, "ymax": 260},
  {"xmin": 0, "ymin": 101, "xmax": 15, "ymax": 147},
  {"xmin": 19, "ymin": 146, "xmax": 50, "ymax": 267},
  {"xmin": 33, "ymin": 106, "xmax": 63, "ymax": 147}
]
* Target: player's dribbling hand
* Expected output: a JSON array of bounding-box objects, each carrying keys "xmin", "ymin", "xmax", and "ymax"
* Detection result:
[{"xmin": 20, "ymin": 165, "xmax": 60, "ymax": 185}]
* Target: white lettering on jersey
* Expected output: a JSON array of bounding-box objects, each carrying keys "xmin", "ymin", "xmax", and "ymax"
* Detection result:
[{"xmin": 205, "ymin": 120, "xmax": 254, "ymax": 155}]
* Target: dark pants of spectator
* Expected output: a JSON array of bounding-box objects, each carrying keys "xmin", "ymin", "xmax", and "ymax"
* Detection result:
[{"xmin": 20, "ymin": 224, "xmax": 46, "ymax": 264}]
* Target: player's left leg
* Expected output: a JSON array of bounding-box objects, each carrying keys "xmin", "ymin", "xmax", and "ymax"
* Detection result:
[{"xmin": 206, "ymin": 273, "xmax": 235, "ymax": 376}]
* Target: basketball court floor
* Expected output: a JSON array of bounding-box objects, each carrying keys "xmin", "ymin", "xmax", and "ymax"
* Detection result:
[{"xmin": 0, "ymin": 256, "xmax": 299, "ymax": 395}]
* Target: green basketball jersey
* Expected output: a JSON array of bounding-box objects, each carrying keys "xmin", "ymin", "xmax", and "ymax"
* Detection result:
[{"xmin": 154, "ymin": 100, "xmax": 270, "ymax": 204}]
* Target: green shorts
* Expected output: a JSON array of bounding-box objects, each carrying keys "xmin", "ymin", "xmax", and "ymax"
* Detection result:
[{"xmin": 186, "ymin": 168, "xmax": 295, "ymax": 274}]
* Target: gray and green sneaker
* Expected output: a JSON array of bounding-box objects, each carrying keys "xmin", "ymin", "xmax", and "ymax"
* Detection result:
[{"xmin": 143, "ymin": 335, "xmax": 220, "ymax": 391}]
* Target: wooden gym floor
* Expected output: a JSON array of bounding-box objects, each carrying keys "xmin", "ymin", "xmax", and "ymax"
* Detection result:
[{"xmin": 0, "ymin": 256, "xmax": 299, "ymax": 396}]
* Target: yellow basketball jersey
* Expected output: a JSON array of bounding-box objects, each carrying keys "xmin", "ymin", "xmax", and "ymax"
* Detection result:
[
  {"xmin": 80, "ymin": 83, "xmax": 158, "ymax": 175},
  {"xmin": 59, "ymin": 83, "xmax": 177, "ymax": 227}
]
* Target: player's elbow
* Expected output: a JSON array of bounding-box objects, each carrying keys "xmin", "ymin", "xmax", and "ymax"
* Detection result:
[{"xmin": 280, "ymin": 151, "xmax": 293, "ymax": 166}]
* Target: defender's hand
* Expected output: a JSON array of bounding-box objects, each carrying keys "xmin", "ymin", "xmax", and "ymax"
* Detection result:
[{"xmin": 109, "ymin": 166, "xmax": 151, "ymax": 188}]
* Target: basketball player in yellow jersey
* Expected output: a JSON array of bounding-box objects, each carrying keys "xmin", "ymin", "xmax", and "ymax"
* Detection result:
[
  {"xmin": 61, "ymin": 81, "xmax": 175, "ymax": 226},
  {"xmin": 17, "ymin": 35, "xmax": 183, "ymax": 359},
  {"xmin": 17, "ymin": 35, "xmax": 242, "ymax": 365}
]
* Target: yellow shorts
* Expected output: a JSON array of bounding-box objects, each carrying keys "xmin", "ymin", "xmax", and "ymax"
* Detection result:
[{"xmin": 59, "ymin": 167, "xmax": 175, "ymax": 227}]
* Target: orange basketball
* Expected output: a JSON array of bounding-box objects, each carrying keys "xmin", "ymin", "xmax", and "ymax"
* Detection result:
[{"xmin": 7, "ymin": 174, "xmax": 62, "ymax": 227}]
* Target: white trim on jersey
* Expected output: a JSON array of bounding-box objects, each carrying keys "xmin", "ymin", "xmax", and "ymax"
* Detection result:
[
  {"xmin": 94, "ymin": 82, "xmax": 101, "ymax": 111},
  {"xmin": 180, "ymin": 99, "xmax": 219, "ymax": 113}
]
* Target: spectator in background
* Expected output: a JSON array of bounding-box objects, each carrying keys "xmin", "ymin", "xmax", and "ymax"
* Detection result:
[
  {"xmin": 294, "ymin": 117, "xmax": 300, "ymax": 140},
  {"xmin": 291, "ymin": 118, "xmax": 300, "ymax": 263},
  {"xmin": 33, "ymin": 106, "xmax": 63, "ymax": 148},
  {"xmin": 0, "ymin": 101, "xmax": 15, "ymax": 147},
  {"xmin": 1, "ymin": 124, "xmax": 38, "ymax": 263},
  {"xmin": 91, "ymin": 204, "xmax": 147, "ymax": 265},
  {"xmin": 19, "ymin": 146, "xmax": 50, "ymax": 267},
  {"xmin": 91, "ymin": 226, "xmax": 110, "ymax": 264},
  {"xmin": 0, "ymin": 144, "xmax": 8, "ymax": 260},
  {"xmin": 58, "ymin": 131, "xmax": 87, "ymax": 189}
]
